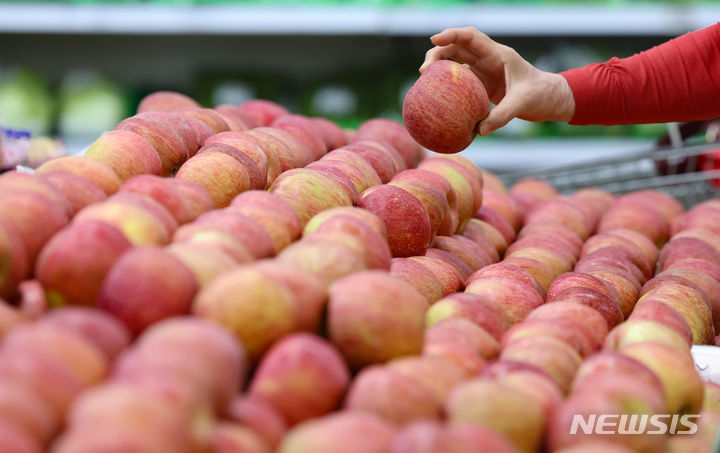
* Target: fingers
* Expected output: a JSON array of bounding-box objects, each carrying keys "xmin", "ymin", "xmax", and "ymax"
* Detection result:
[
  {"xmin": 420, "ymin": 44, "xmax": 481, "ymax": 73},
  {"xmin": 431, "ymin": 27, "xmax": 495, "ymax": 53},
  {"xmin": 478, "ymin": 96, "xmax": 522, "ymax": 136}
]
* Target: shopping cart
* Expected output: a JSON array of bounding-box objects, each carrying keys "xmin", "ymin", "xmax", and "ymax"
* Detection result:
[{"xmin": 497, "ymin": 141, "xmax": 720, "ymax": 208}]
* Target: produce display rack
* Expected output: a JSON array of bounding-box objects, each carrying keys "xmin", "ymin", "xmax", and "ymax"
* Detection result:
[{"xmin": 498, "ymin": 142, "xmax": 720, "ymax": 208}]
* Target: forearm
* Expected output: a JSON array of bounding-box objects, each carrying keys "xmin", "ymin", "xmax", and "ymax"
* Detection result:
[{"xmin": 561, "ymin": 23, "xmax": 720, "ymax": 125}]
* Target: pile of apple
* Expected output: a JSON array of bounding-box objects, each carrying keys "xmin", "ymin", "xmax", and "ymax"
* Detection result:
[{"xmin": 0, "ymin": 89, "xmax": 719, "ymax": 453}]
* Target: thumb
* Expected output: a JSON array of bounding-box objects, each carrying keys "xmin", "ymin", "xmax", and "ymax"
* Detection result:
[{"xmin": 478, "ymin": 96, "xmax": 521, "ymax": 136}]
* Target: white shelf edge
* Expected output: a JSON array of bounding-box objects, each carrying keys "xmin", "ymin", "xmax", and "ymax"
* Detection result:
[{"xmin": 0, "ymin": 3, "xmax": 717, "ymax": 36}]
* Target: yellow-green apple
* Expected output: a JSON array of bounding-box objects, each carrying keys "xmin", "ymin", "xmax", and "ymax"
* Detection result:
[
  {"xmin": 581, "ymin": 233, "xmax": 653, "ymax": 280},
  {"xmin": 354, "ymin": 118, "xmax": 421, "ymax": 168},
  {"xmin": 0, "ymin": 219, "xmax": 28, "ymax": 299},
  {"xmin": 327, "ymin": 271, "xmax": 427, "ymax": 369},
  {"xmin": 0, "ymin": 172, "xmax": 73, "ymax": 217},
  {"xmin": 320, "ymin": 149, "xmax": 383, "ymax": 193},
  {"xmin": 432, "ymin": 155, "xmax": 483, "ymax": 189},
  {"xmin": 548, "ymin": 286, "xmax": 624, "ymax": 329},
  {"xmin": 137, "ymin": 90, "xmax": 199, "ymax": 113},
  {"xmin": 165, "ymin": 242, "xmax": 237, "ymax": 288},
  {"xmin": 481, "ymin": 189, "xmax": 523, "ymax": 232},
  {"xmin": 228, "ymin": 395, "xmax": 287, "ymax": 449},
  {"xmin": 249, "ymin": 333, "xmax": 350, "ymax": 426},
  {"xmin": 84, "ymin": 130, "xmax": 162, "ymax": 181},
  {"xmin": 309, "ymin": 215, "xmax": 391, "ymax": 270},
  {"xmin": 359, "ymin": 185, "xmax": 432, "ymax": 257},
  {"xmin": 115, "ymin": 115, "xmax": 189, "ymax": 176},
  {"xmin": 276, "ymin": 411, "xmax": 395, "ymax": 453},
  {"xmin": 173, "ymin": 209, "xmax": 275, "ymax": 260},
  {"xmin": 433, "ymin": 235, "xmax": 494, "ymax": 272},
  {"xmin": 425, "ymin": 292, "xmax": 509, "ymax": 341},
  {"xmin": 462, "ymin": 218, "xmax": 508, "ymax": 255},
  {"xmin": 192, "ymin": 265, "xmax": 295, "ymax": 361},
  {"xmin": 0, "ymin": 191, "xmax": 69, "ymax": 266},
  {"xmin": 119, "ymin": 175, "xmax": 195, "ymax": 225},
  {"xmin": 73, "ymin": 199, "xmax": 169, "ymax": 246},
  {"xmin": 197, "ymin": 143, "xmax": 265, "ymax": 190},
  {"xmin": 173, "ymin": 107, "xmax": 231, "ymax": 133},
  {"xmin": 403, "ymin": 60, "xmax": 487, "ymax": 154},
  {"xmin": 270, "ymin": 169, "xmax": 354, "ymax": 226},
  {"xmin": 661, "ymin": 237, "xmax": 720, "ymax": 269},
  {"xmin": 137, "ymin": 111, "xmax": 201, "ymax": 157},
  {"xmin": 635, "ymin": 284, "xmax": 714, "ymax": 344},
  {"xmin": 168, "ymin": 179, "xmax": 214, "ymax": 222},
  {"xmin": 238, "ymin": 99, "xmax": 289, "ymax": 127},
  {"xmin": 341, "ymin": 141, "xmax": 401, "ymax": 183},
  {"xmin": 35, "ymin": 221, "xmax": 132, "ymax": 307},
  {"xmin": 446, "ymin": 377, "xmax": 545, "ymax": 453},
  {"xmin": 467, "ymin": 262, "xmax": 546, "ymax": 299},
  {"xmin": 35, "ymin": 156, "xmax": 121, "ymax": 196},
  {"xmin": 344, "ymin": 365, "xmax": 440, "ymax": 425},
  {"xmin": 0, "ymin": 376, "xmax": 58, "ymax": 445},
  {"xmin": 210, "ymin": 422, "xmax": 270, "ymax": 453},
  {"xmin": 598, "ymin": 204, "xmax": 670, "ymax": 247},
  {"xmin": 253, "ymin": 261, "xmax": 327, "ymax": 333},
  {"xmin": 604, "ymin": 319, "xmax": 691, "ymax": 355},
  {"xmin": 391, "ymin": 168, "xmax": 459, "ymax": 235},
  {"xmin": 276, "ymin": 236, "xmax": 366, "ymax": 288},
  {"xmin": 501, "ymin": 256, "xmax": 555, "ymax": 292},
  {"xmin": 584, "ymin": 267, "xmax": 641, "ymax": 318},
  {"xmin": 572, "ymin": 187, "xmax": 615, "ymax": 214},
  {"xmin": 660, "ymin": 267, "xmax": 720, "ymax": 333},
  {"xmin": 390, "ymin": 258, "xmax": 444, "ymax": 303},
  {"xmin": 619, "ymin": 342, "xmax": 704, "ymax": 416},
  {"xmin": 387, "ymin": 355, "xmax": 465, "ymax": 406},
  {"xmin": 501, "ymin": 318, "xmax": 598, "ymax": 357},
  {"xmin": 312, "ymin": 117, "xmax": 348, "ymax": 151},
  {"xmin": 38, "ymin": 171, "xmax": 107, "ymax": 216},
  {"xmin": 271, "ymin": 114, "xmax": 328, "ymax": 159},
  {"xmin": 423, "ymin": 319, "xmax": 488, "ymax": 375},
  {"xmin": 465, "ymin": 275, "xmax": 545, "ymax": 324},
  {"xmin": 172, "ymin": 229, "xmax": 254, "ymax": 265},
  {"xmin": 175, "ymin": 152, "xmax": 252, "ymax": 208},
  {"xmin": 388, "ymin": 179, "xmax": 449, "ymax": 237},
  {"xmin": 547, "ymin": 272, "xmax": 622, "ymax": 311},
  {"xmin": 576, "ymin": 247, "xmax": 647, "ymax": 287},
  {"xmin": 408, "ymin": 255, "xmax": 465, "ymax": 296},
  {"xmin": 500, "ymin": 335, "xmax": 583, "ymax": 393},
  {"xmin": 525, "ymin": 198, "xmax": 594, "ymax": 240},
  {"xmin": 474, "ymin": 206, "xmax": 516, "ymax": 244},
  {"xmin": 425, "ymin": 248, "xmax": 473, "ymax": 280},
  {"xmin": 628, "ymin": 299, "xmax": 694, "ymax": 345},
  {"xmin": 419, "ymin": 157, "xmax": 482, "ymax": 230},
  {"xmin": 526, "ymin": 301, "xmax": 609, "ymax": 348},
  {"xmin": 204, "ymin": 131, "xmax": 272, "ymax": 184},
  {"xmin": 97, "ymin": 247, "xmax": 197, "ymax": 335}
]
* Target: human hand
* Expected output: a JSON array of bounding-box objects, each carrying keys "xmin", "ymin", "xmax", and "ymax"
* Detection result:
[{"xmin": 420, "ymin": 27, "xmax": 576, "ymax": 136}]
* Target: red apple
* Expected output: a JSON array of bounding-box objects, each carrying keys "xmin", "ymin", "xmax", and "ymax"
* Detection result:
[
  {"xmin": 84, "ymin": 130, "xmax": 163, "ymax": 181},
  {"xmin": 137, "ymin": 90, "xmax": 200, "ymax": 113},
  {"xmin": 35, "ymin": 156, "xmax": 121, "ymax": 196}
]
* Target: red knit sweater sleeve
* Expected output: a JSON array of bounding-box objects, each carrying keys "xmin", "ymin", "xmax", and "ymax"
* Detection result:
[{"xmin": 560, "ymin": 23, "xmax": 720, "ymax": 125}]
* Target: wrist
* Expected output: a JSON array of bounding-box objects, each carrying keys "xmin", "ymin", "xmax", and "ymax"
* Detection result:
[{"xmin": 548, "ymin": 72, "xmax": 576, "ymax": 123}]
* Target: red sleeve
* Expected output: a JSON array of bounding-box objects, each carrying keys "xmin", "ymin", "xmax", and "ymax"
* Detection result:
[{"xmin": 560, "ymin": 23, "xmax": 720, "ymax": 125}]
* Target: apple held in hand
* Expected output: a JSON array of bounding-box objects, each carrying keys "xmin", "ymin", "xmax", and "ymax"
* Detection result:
[{"xmin": 403, "ymin": 60, "xmax": 489, "ymax": 154}]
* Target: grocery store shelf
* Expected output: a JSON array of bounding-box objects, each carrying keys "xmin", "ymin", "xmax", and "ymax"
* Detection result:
[
  {"xmin": 456, "ymin": 137, "xmax": 656, "ymax": 173},
  {"xmin": 0, "ymin": 2, "xmax": 716, "ymax": 36}
]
